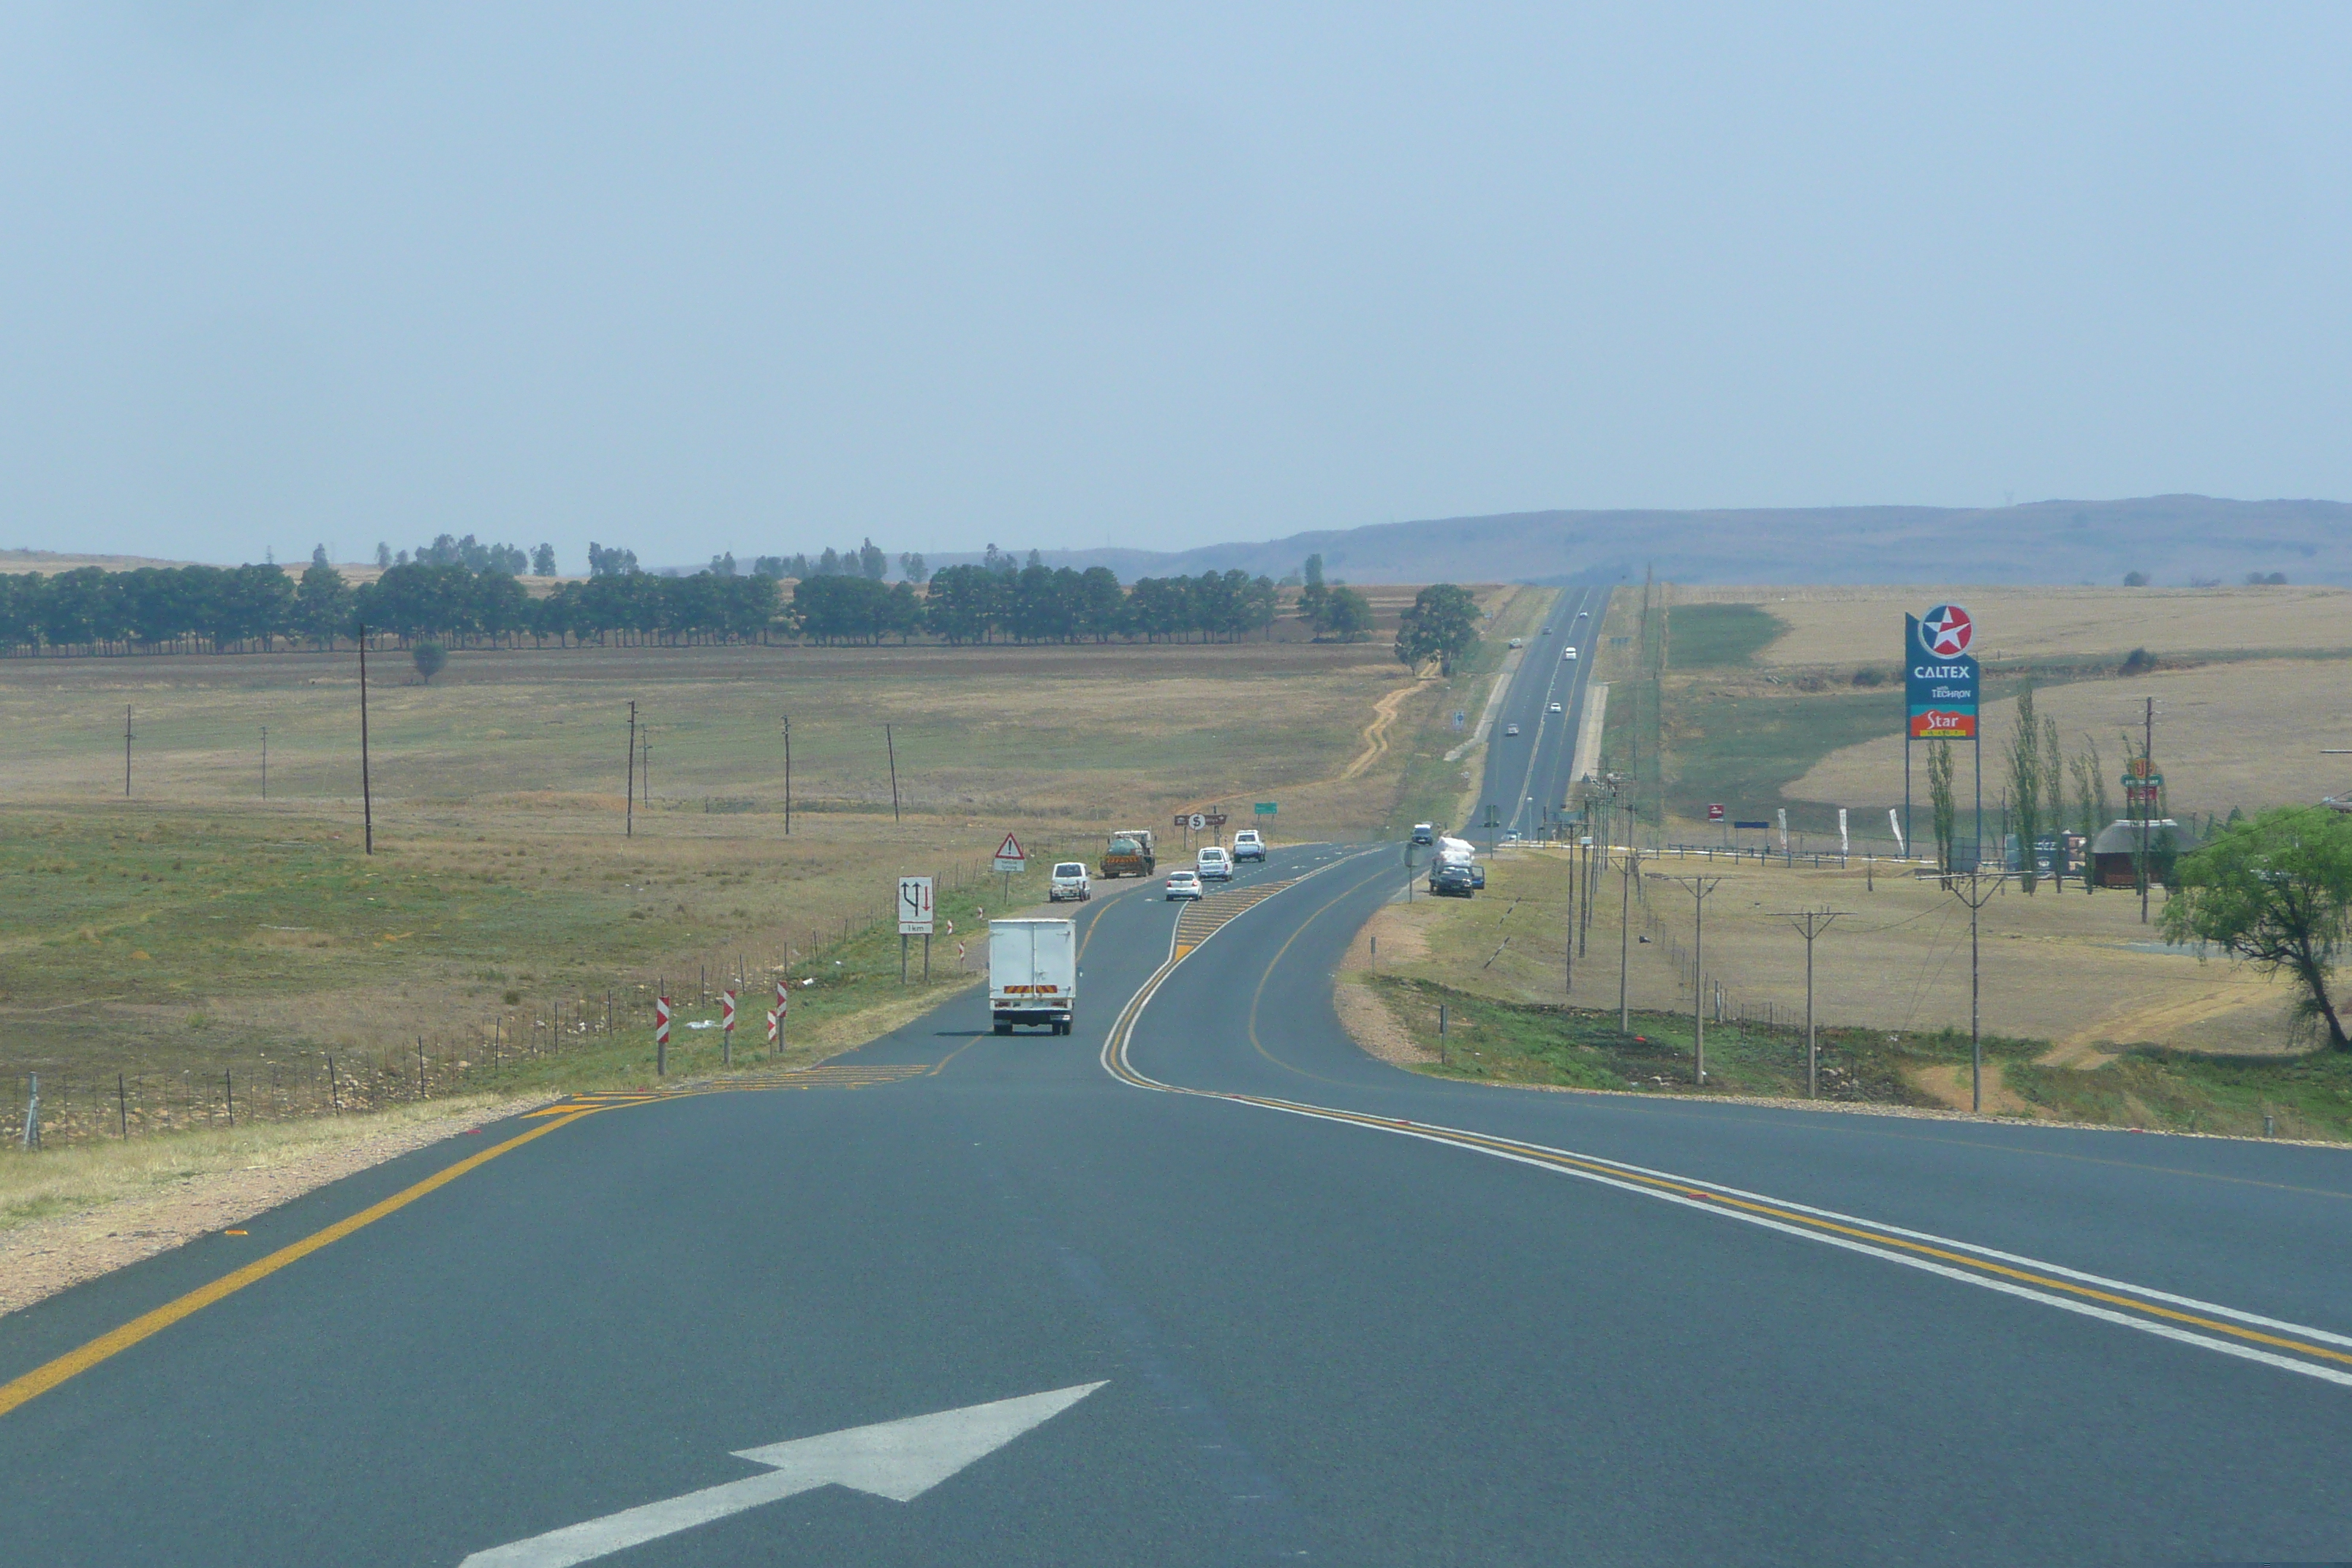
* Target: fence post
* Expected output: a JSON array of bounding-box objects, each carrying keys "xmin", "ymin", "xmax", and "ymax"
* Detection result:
[
  {"xmin": 20, "ymin": 1074, "xmax": 37, "ymax": 1151},
  {"xmin": 225, "ymin": 1068, "xmax": 235, "ymax": 1127}
]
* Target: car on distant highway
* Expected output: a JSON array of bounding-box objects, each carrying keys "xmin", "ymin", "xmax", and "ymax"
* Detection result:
[
  {"xmin": 1428, "ymin": 861, "xmax": 1476, "ymax": 898},
  {"xmin": 1540, "ymin": 625, "xmax": 1550, "ymax": 634},
  {"xmin": 1231, "ymin": 829, "xmax": 1267, "ymax": 862},
  {"xmin": 1563, "ymin": 646, "xmax": 1578, "ymax": 660},
  {"xmin": 1411, "ymin": 822, "xmax": 1434, "ymax": 845},
  {"xmin": 1196, "ymin": 845, "xmax": 1233, "ymax": 881},
  {"xmin": 1548, "ymin": 701, "xmax": 1563, "ymax": 712},
  {"xmin": 1576, "ymin": 609, "xmax": 1588, "ymax": 619},
  {"xmin": 1048, "ymin": 862, "xmax": 1091, "ymax": 902},
  {"xmin": 1504, "ymin": 829, "xmax": 1521, "ymax": 843},
  {"xmin": 1164, "ymin": 869, "xmax": 1202, "ymax": 900},
  {"xmin": 1508, "ymin": 637, "xmax": 1524, "ymax": 649},
  {"xmin": 1504, "ymin": 723, "xmax": 1520, "ymax": 737}
]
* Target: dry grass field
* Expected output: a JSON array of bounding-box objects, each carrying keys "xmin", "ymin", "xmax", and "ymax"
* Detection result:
[
  {"xmin": 1376, "ymin": 845, "xmax": 2292, "ymax": 1062},
  {"xmin": 1351, "ymin": 845, "xmax": 2351, "ymax": 1138},
  {"xmin": 0, "ymin": 599, "xmax": 1534, "ymax": 1152},
  {"xmin": 1676, "ymin": 581, "xmax": 2352, "ymax": 668},
  {"xmin": 1790, "ymin": 657, "xmax": 2352, "ymax": 820}
]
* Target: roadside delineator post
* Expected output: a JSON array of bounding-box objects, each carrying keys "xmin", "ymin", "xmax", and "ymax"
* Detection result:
[
  {"xmin": 655, "ymin": 996, "xmax": 672, "ymax": 1077},
  {"xmin": 722, "ymin": 988, "xmax": 737, "ymax": 1068}
]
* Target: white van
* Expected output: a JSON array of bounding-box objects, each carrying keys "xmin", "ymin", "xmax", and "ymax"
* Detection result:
[
  {"xmin": 1196, "ymin": 845, "xmax": 1234, "ymax": 881},
  {"xmin": 989, "ymin": 919, "xmax": 1077, "ymax": 1035},
  {"xmin": 1048, "ymin": 862, "xmax": 1091, "ymax": 902}
]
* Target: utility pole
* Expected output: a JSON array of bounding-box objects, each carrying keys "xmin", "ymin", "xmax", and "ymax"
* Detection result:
[
  {"xmin": 2141, "ymin": 695, "xmax": 2155, "ymax": 926},
  {"xmin": 124, "ymin": 706, "xmax": 134, "ymax": 796},
  {"xmin": 260, "ymin": 726, "xmax": 268, "ymax": 799},
  {"xmin": 1617, "ymin": 825, "xmax": 1640, "ymax": 1036},
  {"xmin": 625, "ymin": 700, "xmax": 636, "ymax": 838},
  {"xmin": 782, "ymin": 715, "xmax": 792, "ymax": 835},
  {"xmin": 357, "ymin": 623, "xmax": 374, "ymax": 854},
  {"xmin": 886, "ymin": 723, "xmax": 900, "ymax": 823},
  {"xmin": 1945, "ymin": 868, "xmax": 2008, "ymax": 1113},
  {"xmin": 1649, "ymin": 873, "xmax": 1723, "ymax": 1085},
  {"xmin": 1774, "ymin": 908, "xmax": 1851, "ymax": 1098}
]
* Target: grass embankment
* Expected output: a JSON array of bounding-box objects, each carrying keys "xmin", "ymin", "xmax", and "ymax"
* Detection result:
[
  {"xmin": 1354, "ymin": 844, "xmax": 2349, "ymax": 1141},
  {"xmin": 1368, "ymin": 976, "xmax": 2352, "ymax": 1139}
]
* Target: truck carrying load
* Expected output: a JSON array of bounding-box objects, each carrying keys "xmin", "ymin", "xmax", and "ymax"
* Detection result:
[
  {"xmin": 990, "ymin": 919, "xmax": 1078, "ymax": 1036},
  {"xmin": 1101, "ymin": 829, "xmax": 1156, "ymax": 878}
]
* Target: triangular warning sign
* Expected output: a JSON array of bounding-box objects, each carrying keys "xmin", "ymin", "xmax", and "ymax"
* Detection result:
[{"xmin": 995, "ymin": 833, "xmax": 1025, "ymax": 861}]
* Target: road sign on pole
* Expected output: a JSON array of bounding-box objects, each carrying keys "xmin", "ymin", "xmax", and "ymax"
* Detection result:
[
  {"xmin": 722, "ymin": 987, "xmax": 737, "ymax": 1066},
  {"xmin": 1707, "ymin": 804, "xmax": 1725, "ymax": 821},
  {"xmin": 655, "ymin": 995, "xmax": 671, "ymax": 1077},
  {"xmin": 898, "ymin": 875, "xmax": 935, "ymax": 935},
  {"xmin": 1254, "ymin": 802, "xmax": 1277, "ymax": 815},
  {"xmin": 992, "ymin": 834, "xmax": 1027, "ymax": 873}
]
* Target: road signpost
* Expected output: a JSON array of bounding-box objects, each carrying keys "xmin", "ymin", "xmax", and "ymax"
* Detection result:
[
  {"xmin": 721, "ymin": 988, "xmax": 736, "ymax": 1067},
  {"xmin": 1254, "ymin": 802, "xmax": 1276, "ymax": 816},
  {"xmin": 993, "ymin": 833, "xmax": 1025, "ymax": 900},
  {"xmin": 655, "ymin": 996, "xmax": 671, "ymax": 1077},
  {"xmin": 1907, "ymin": 603, "xmax": 1982, "ymax": 870},
  {"xmin": 899, "ymin": 875, "xmax": 935, "ymax": 981},
  {"xmin": 772, "ymin": 978, "xmax": 788, "ymax": 1057}
]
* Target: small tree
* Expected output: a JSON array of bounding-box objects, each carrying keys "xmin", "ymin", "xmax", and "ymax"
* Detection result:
[
  {"xmin": 1395, "ymin": 584, "xmax": 1480, "ymax": 675},
  {"xmin": 311, "ymin": 543, "xmax": 331, "ymax": 569},
  {"xmin": 412, "ymin": 641, "xmax": 448, "ymax": 684},
  {"xmin": 1927, "ymin": 738, "xmax": 1957, "ymax": 884},
  {"xmin": 2004, "ymin": 686, "xmax": 2044, "ymax": 892},
  {"xmin": 1297, "ymin": 554, "xmax": 1327, "ymax": 630},
  {"xmin": 531, "ymin": 543, "xmax": 557, "ymax": 576},
  {"xmin": 2042, "ymin": 714, "xmax": 2066, "ymax": 885},
  {"xmin": 2165, "ymin": 806, "xmax": 2352, "ymax": 1049},
  {"xmin": 1323, "ymin": 586, "xmax": 1373, "ymax": 642}
]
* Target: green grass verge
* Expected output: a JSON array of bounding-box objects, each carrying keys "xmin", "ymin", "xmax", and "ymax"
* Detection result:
[
  {"xmin": 1667, "ymin": 603, "xmax": 1785, "ymax": 668},
  {"xmin": 1368, "ymin": 973, "xmax": 2352, "ymax": 1140}
]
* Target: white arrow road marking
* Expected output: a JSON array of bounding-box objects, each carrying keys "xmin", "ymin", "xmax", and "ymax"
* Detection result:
[{"xmin": 461, "ymin": 1382, "xmax": 1105, "ymax": 1567}]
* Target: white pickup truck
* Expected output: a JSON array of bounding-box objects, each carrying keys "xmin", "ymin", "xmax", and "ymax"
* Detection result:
[
  {"xmin": 990, "ymin": 919, "xmax": 1077, "ymax": 1036},
  {"xmin": 1196, "ymin": 845, "xmax": 1234, "ymax": 881}
]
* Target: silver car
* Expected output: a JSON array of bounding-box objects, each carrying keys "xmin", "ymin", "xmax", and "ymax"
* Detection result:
[{"xmin": 1164, "ymin": 870, "xmax": 1203, "ymax": 901}]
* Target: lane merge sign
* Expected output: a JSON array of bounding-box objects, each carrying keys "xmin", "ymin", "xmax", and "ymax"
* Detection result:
[
  {"xmin": 898, "ymin": 875, "xmax": 935, "ymax": 935},
  {"xmin": 992, "ymin": 834, "xmax": 1027, "ymax": 873}
]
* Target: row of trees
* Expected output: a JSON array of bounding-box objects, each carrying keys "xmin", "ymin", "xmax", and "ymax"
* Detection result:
[{"xmin": 0, "ymin": 557, "xmax": 1436, "ymax": 653}]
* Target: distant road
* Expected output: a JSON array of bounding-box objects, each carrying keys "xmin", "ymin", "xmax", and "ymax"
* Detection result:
[
  {"xmin": 4, "ymin": 839, "xmax": 2348, "ymax": 1556},
  {"xmin": 1471, "ymin": 584, "xmax": 1605, "ymax": 843}
]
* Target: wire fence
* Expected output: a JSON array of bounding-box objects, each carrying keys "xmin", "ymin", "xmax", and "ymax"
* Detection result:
[{"xmin": 6, "ymin": 844, "xmax": 1074, "ymax": 1153}]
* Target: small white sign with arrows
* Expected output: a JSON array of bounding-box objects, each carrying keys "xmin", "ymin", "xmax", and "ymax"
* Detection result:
[{"xmin": 461, "ymin": 1382, "xmax": 1104, "ymax": 1567}]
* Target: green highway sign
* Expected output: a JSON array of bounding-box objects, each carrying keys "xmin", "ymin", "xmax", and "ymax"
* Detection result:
[{"xmin": 1254, "ymin": 802, "xmax": 1277, "ymax": 815}]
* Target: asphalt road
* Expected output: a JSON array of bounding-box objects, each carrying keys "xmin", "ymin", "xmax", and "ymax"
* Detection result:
[
  {"xmin": 5, "ymin": 834, "xmax": 2350, "ymax": 1564},
  {"xmin": 1471, "ymin": 584, "xmax": 1606, "ymax": 844}
]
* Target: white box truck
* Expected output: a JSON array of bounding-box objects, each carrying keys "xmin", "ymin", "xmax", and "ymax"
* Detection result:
[{"xmin": 990, "ymin": 918, "xmax": 1078, "ymax": 1036}]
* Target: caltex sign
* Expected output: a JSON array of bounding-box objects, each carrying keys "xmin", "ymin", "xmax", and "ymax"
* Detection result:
[{"xmin": 1906, "ymin": 606, "xmax": 1980, "ymax": 739}]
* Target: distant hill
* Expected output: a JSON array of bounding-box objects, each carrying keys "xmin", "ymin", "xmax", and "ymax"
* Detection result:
[{"xmin": 927, "ymin": 495, "xmax": 2352, "ymax": 587}]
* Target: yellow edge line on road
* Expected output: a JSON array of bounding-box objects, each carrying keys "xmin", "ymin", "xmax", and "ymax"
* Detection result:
[
  {"xmin": 0, "ymin": 1107, "xmax": 605, "ymax": 1420},
  {"xmin": 1222, "ymin": 1093, "xmax": 2352, "ymax": 1371}
]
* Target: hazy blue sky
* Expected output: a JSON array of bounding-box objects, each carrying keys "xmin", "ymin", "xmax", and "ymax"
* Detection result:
[{"xmin": 3, "ymin": 4, "xmax": 2346, "ymax": 568}]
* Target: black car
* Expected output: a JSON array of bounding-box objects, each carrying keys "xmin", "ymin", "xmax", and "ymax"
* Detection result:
[{"xmin": 1428, "ymin": 862, "xmax": 1476, "ymax": 897}]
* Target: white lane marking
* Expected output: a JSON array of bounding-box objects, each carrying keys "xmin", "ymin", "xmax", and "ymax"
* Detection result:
[
  {"xmin": 461, "ymin": 1383, "xmax": 1104, "ymax": 1567},
  {"xmin": 1099, "ymin": 928, "xmax": 2352, "ymax": 1390}
]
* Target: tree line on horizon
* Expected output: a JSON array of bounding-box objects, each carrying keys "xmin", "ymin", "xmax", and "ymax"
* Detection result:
[{"xmin": 0, "ymin": 549, "xmax": 1399, "ymax": 655}]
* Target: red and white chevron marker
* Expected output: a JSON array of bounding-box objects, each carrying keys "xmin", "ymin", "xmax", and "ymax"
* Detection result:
[
  {"xmin": 723, "ymin": 988, "xmax": 738, "ymax": 1034},
  {"xmin": 655, "ymin": 996, "xmax": 672, "ymax": 1045},
  {"xmin": 765, "ymin": 1009, "xmax": 780, "ymax": 1045},
  {"xmin": 774, "ymin": 978, "xmax": 789, "ymax": 1015}
]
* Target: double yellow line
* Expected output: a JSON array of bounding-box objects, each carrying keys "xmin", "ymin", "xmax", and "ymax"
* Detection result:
[{"xmin": 1099, "ymin": 856, "xmax": 2352, "ymax": 1392}]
